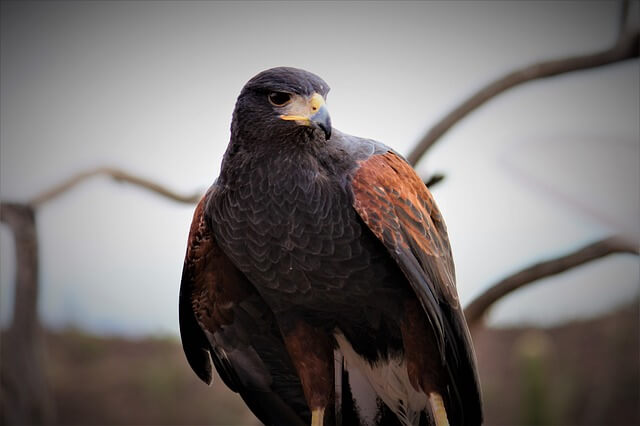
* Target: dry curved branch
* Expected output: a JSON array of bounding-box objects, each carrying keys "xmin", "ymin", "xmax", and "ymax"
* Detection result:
[
  {"xmin": 424, "ymin": 173, "xmax": 445, "ymax": 188},
  {"xmin": 464, "ymin": 235, "xmax": 640, "ymax": 328},
  {"xmin": 28, "ymin": 167, "xmax": 203, "ymax": 207},
  {"xmin": 407, "ymin": 29, "xmax": 640, "ymax": 166}
]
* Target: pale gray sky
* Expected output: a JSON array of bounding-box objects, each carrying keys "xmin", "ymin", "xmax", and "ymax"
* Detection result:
[{"xmin": 1, "ymin": 1, "xmax": 638, "ymax": 335}]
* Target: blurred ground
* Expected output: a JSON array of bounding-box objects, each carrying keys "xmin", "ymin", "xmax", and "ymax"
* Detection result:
[
  {"xmin": 2, "ymin": 301, "xmax": 638, "ymax": 425},
  {"xmin": 475, "ymin": 301, "xmax": 639, "ymax": 425},
  {"xmin": 9, "ymin": 333, "xmax": 260, "ymax": 426}
]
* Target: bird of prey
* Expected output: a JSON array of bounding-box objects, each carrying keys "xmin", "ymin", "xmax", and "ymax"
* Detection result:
[{"xmin": 179, "ymin": 67, "xmax": 483, "ymax": 426}]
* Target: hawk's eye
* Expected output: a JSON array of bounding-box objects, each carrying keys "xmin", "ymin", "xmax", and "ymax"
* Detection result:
[{"xmin": 268, "ymin": 92, "xmax": 292, "ymax": 106}]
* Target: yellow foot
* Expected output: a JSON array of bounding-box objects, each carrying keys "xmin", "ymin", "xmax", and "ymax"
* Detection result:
[
  {"xmin": 311, "ymin": 407, "xmax": 325, "ymax": 426},
  {"xmin": 428, "ymin": 392, "xmax": 449, "ymax": 426}
]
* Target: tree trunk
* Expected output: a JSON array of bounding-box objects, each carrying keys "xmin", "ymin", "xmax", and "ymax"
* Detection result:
[{"xmin": 1, "ymin": 203, "xmax": 53, "ymax": 425}]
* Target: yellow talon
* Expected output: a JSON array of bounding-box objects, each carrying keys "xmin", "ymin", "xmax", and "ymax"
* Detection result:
[
  {"xmin": 311, "ymin": 407, "xmax": 325, "ymax": 426},
  {"xmin": 428, "ymin": 392, "xmax": 449, "ymax": 426}
]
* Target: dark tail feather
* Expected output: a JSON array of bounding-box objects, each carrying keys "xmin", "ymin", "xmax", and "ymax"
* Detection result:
[
  {"xmin": 238, "ymin": 389, "xmax": 307, "ymax": 426},
  {"xmin": 442, "ymin": 305, "xmax": 483, "ymax": 425}
]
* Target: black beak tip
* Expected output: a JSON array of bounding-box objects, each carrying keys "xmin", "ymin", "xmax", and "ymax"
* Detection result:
[
  {"xmin": 318, "ymin": 118, "xmax": 332, "ymax": 140},
  {"xmin": 311, "ymin": 107, "xmax": 332, "ymax": 140}
]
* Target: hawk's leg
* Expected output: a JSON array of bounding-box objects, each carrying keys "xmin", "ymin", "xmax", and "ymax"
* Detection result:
[
  {"xmin": 281, "ymin": 318, "xmax": 335, "ymax": 426},
  {"xmin": 401, "ymin": 299, "xmax": 450, "ymax": 426}
]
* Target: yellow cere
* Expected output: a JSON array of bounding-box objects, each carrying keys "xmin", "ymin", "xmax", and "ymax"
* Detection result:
[{"xmin": 279, "ymin": 92, "xmax": 325, "ymax": 122}]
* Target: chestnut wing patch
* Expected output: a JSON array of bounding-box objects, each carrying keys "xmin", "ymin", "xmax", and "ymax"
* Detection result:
[
  {"xmin": 351, "ymin": 151, "xmax": 460, "ymax": 357},
  {"xmin": 352, "ymin": 151, "xmax": 484, "ymax": 425}
]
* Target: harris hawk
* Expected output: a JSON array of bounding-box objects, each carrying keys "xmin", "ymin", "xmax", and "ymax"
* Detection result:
[{"xmin": 179, "ymin": 67, "xmax": 483, "ymax": 426}]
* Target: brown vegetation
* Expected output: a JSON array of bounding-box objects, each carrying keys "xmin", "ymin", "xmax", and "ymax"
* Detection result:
[{"xmin": 3, "ymin": 301, "xmax": 635, "ymax": 425}]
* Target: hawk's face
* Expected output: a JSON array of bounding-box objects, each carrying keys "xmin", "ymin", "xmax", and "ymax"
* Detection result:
[{"xmin": 231, "ymin": 67, "xmax": 332, "ymax": 144}]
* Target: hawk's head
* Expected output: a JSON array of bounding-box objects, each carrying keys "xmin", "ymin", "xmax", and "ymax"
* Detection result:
[{"xmin": 231, "ymin": 67, "xmax": 332, "ymax": 143}]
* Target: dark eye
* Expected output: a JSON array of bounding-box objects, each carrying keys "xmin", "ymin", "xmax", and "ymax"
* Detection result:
[{"xmin": 268, "ymin": 92, "xmax": 292, "ymax": 106}]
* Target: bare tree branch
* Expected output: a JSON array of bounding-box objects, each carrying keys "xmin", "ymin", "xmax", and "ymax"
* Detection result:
[
  {"xmin": 424, "ymin": 173, "xmax": 445, "ymax": 188},
  {"xmin": 28, "ymin": 167, "xmax": 203, "ymax": 207},
  {"xmin": 464, "ymin": 235, "xmax": 640, "ymax": 328},
  {"xmin": 1, "ymin": 165, "xmax": 206, "ymax": 422},
  {"xmin": 407, "ymin": 29, "xmax": 640, "ymax": 166}
]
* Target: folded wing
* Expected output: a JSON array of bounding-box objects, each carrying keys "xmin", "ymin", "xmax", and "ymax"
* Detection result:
[
  {"xmin": 179, "ymin": 191, "xmax": 309, "ymax": 426},
  {"xmin": 351, "ymin": 151, "xmax": 483, "ymax": 425}
]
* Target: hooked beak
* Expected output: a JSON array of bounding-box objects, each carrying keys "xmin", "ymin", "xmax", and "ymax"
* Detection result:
[
  {"xmin": 279, "ymin": 93, "xmax": 332, "ymax": 140},
  {"xmin": 309, "ymin": 105, "xmax": 331, "ymax": 140}
]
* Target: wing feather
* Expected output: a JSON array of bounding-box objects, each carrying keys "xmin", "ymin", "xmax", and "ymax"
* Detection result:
[
  {"xmin": 351, "ymin": 151, "xmax": 483, "ymax": 425},
  {"xmin": 179, "ymin": 192, "xmax": 309, "ymax": 426}
]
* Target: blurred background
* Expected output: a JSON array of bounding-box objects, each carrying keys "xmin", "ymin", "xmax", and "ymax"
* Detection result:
[{"xmin": 1, "ymin": 1, "xmax": 638, "ymax": 425}]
